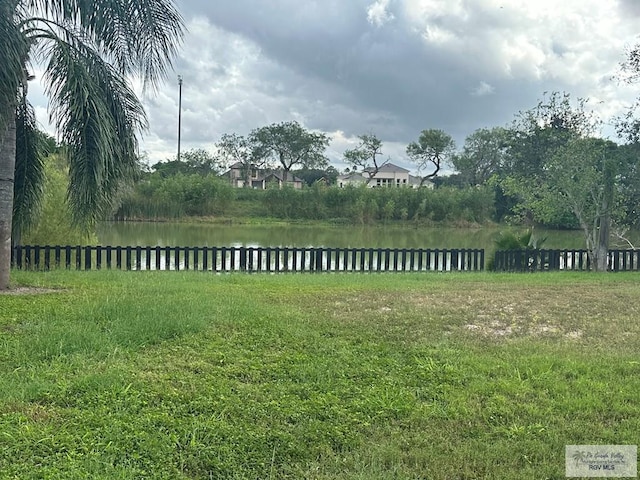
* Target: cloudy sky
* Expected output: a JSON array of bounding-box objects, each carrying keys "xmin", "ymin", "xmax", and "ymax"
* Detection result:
[{"xmin": 30, "ymin": 0, "xmax": 640, "ymax": 172}]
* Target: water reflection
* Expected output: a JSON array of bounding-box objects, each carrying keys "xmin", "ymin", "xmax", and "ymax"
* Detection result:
[{"xmin": 97, "ymin": 221, "xmax": 611, "ymax": 251}]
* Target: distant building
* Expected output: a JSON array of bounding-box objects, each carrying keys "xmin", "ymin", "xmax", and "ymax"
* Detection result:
[
  {"xmin": 222, "ymin": 162, "xmax": 304, "ymax": 189},
  {"xmin": 336, "ymin": 172, "xmax": 368, "ymax": 188},
  {"xmin": 337, "ymin": 163, "xmax": 433, "ymax": 189}
]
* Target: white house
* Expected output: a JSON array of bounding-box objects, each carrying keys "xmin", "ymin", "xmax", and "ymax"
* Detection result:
[
  {"xmin": 337, "ymin": 163, "xmax": 434, "ymax": 189},
  {"xmin": 337, "ymin": 172, "xmax": 368, "ymax": 188}
]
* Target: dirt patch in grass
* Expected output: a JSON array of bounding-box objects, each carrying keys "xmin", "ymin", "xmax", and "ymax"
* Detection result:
[
  {"xmin": 463, "ymin": 320, "xmax": 583, "ymax": 339},
  {"xmin": 310, "ymin": 281, "xmax": 639, "ymax": 346},
  {"xmin": 0, "ymin": 287, "xmax": 62, "ymax": 296}
]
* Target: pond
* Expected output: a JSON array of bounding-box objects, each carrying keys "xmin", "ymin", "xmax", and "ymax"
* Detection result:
[{"xmin": 96, "ymin": 222, "xmax": 599, "ymax": 252}]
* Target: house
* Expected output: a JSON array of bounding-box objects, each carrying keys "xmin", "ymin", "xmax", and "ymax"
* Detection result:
[
  {"xmin": 260, "ymin": 171, "xmax": 304, "ymax": 190},
  {"xmin": 222, "ymin": 162, "xmax": 304, "ymax": 189},
  {"xmin": 223, "ymin": 162, "xmax": 262, "ymax": 188},
  {"xmin": 337, "ymin": 172, "xmax": 368, "ymax": 188},
  {"xmin": 337, "ymin": 163, "xmax": 434, "ymax": 189}
]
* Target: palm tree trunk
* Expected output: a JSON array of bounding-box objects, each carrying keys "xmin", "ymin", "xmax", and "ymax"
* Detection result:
[{"xmin": 0, "ymin": 104, "xmax": 16, "ymax": 289}]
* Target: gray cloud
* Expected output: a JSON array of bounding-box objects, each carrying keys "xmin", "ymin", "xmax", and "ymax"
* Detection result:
[{"xmin": 29, "ymin": 0, "xmax": 640, "ymax": 168}]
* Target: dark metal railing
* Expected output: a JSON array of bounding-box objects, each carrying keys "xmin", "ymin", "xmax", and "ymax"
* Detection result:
[
  {"xmin": 11, "ymin": 245, "xmax": 485, "ymax": 273},
  {"xmin": 493, "ymin": 249, "xmax": 640, "ymax": 272}
]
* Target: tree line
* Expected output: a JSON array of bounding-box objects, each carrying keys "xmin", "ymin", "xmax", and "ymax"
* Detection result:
[{"xmin": 146, "ymin": 121, "xmax": 454, "ymax": 189}]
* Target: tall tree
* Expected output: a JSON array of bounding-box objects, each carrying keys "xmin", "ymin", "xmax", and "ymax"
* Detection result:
[
  {"xmin": 501, "ymin": 93, "xmax": 618, "ymax": 271},
  {"xmin": 617, "ymin": 42, "xmax": 640, "ymax": 143},
  {"xmin": 504, "ymin": 92, "xmax": 598, "ymax": 178},
  {"xmin": 406, "ymin": 129, "xmax": 455, "ymax": 186},
  {"xmin": 216, "ymin": 133, "xmax": 266, "ymax": 188},
  {"xmin": 452, "ymin": 127, "xmax": 508, "ymax": 186},
  {"xmin": 152, "ymin": 149, "xmax": 221, "ymax": 178},
  {"xmin": 0, "ymin": 0, "xmax": 184, "ymax": 289},
  {"xmin": 250, "ymin": 121, "xmax": 330, "ymax": 179},
  {"xmin": 504, "ymin": 138, "xmax": 620, "ymax": 271},
  {"xmin": 343, "ymin": 134, "xmax": 386, "ymax": 185}
]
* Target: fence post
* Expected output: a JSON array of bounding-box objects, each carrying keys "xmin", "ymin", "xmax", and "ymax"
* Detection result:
[{"xmin": 239, "ymin": 247, "xmax": 247, "ymax": 272}]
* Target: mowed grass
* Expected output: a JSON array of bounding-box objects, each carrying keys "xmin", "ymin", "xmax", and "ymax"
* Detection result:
[{"xmin": 0, "ymin": 270, "xmax": 639, "ymax": 479}]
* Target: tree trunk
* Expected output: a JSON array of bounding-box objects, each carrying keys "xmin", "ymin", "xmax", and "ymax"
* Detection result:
[
  {"xmin": 593, "ymin": 158, "xmax": 615, "ymax": 272},
  {"xmin": 0, "ymin": 105, "xmax": 16, "ymax": 289}
]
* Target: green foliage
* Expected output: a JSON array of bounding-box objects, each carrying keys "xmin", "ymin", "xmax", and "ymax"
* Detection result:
[
  {"xmin": 343, "ymin": 134, "xmax": 386, "ymax": 183},
  {"xmin": 502, "ymin": 133, "xmax": 622, "ymax": 270},
  {"xmin": 12, "ymin": 102, "xmax": 46, "ymax": 244},
  {"xmin": 118, "ymin": 177, "xmax": 496, "ymax": 225},
  {"xmin": 1, "ymin": 0, "xmax": 184, "ymax": 288},
  {"xmin": 493, "ymin": 229, "xmax": 546, "ymax": 251},
  {"xmin": 452, "ymin": 127, "xmax": 508, "ymax": 186},
  {"xmin": 21, "ymin": 155, "xmax": 97, "ymax": 245},
  {"xmin": 116, "ymin": 173, "xmax": 235, "ymax": 219},
  {"xmin": 406, "ymin": 129, "xmax": 455, "ymax": 183},
  {"xmin": 250, "ymin": 121, "xmax": 330, "ymax": 173},
  {"xmin": 490, "ymin": 93, "xmax": 602, "ymax": 226},
  {"xmin": 152, "ymin": 149, "xmax": 221, "ymax": 177},
  {"xmin": 487, "ymin": 228, "xmax": 547, "ymax": 271},
  {"xmin": 256, "ymin": 185, "xmax": 495, "ymax": 224}
]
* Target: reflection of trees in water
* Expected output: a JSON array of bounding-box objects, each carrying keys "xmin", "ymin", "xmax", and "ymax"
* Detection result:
[{"xmin": 97, "ymin": 222, "xmax": 600, "ymax": 251}]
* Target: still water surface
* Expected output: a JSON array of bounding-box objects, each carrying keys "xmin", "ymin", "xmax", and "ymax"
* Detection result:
[{"xmin": 97, "ymin": 222, "xmax": 599, "ymax": 251}]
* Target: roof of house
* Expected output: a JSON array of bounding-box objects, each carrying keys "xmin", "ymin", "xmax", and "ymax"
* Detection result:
[
  {"xmin": 227, "ymin": 161, "xmax": 261, "ymax": 170},
  {"xmin": 377, "ymin": 162, "xmax": 410, "ymax": 173},
  {"xmin": 337, "ymin": 173, "xmax": 367, "ymax": 182},
  {"xmin": 263, "ymin": 170, "xmax": 304, "ymax": 183},
  {"xmin": 363, "ymin": 162, "xmax": 410, "ymax": 174}
]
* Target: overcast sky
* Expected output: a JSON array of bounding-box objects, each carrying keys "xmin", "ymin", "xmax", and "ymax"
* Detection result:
[{"xmin": 30, "ymin": 0, "xmax": 640, "ymax": 172}]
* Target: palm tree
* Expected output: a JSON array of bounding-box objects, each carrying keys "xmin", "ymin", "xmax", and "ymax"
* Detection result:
[{"xmin": 0, "ymin": 0, "xmax": 184, "ymax": 289}]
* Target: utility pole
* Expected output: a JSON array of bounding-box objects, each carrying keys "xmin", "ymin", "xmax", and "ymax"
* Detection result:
[{"xmin": 177, "ymin": 75, "xmax": 183, "ymax": 162}]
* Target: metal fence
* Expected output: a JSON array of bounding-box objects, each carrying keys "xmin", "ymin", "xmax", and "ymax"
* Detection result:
[
  {"xmin": 11, "ymin": 245, "xmax": 486, "ymax": 273},
  {"xmin": 493, "ymin": 249, "xmax": 640, "ymax": 272}
]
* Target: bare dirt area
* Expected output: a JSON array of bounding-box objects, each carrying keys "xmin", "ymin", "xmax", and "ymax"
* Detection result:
[{"xmin": 0, "ymin": 287, "xmax": 61, "ymax": 296}]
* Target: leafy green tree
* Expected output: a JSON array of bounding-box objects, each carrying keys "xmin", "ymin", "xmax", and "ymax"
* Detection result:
[
  {"xmin": 497, "ymin": 92, "xmax": 599, "ymax": 225},
  {"xmin": 152, "ymin": 149, "xmax": 221, "ymax": 178},
  {"xmin": 0, "ymin": 0, "xmax": 184, "ymax": 288},
  {"xmin": 216, "ymin": 133, "xmax": 266, "ymax": 188},
  {"xmin": 616, "ymin": 42, "xmax": 640, "ymax": 143},
  {"xmin": 250, "ymin": 121, "xmax": 330, "ymax": 179},
  {"xmin": 180, "ymin": 148, "xmax": 221, "ymax": 175},
  {"xmin": 503, "ymin": 135, "xmax": 621, "ymax": 271},
  {"xmin": 616, "ymin": 144, "xmax": 640, "ymax": 231},
  {"xmin": 343, "ymin": 134, "xmax": 386, "ymax": 185},
  {"xmin": 504, "ymin": 92, "xmax": 598, "ymax": 178},
  {"xmin": 499, "ymin": 93, "xmax": 625, "ymax": 270},
  {"xmin": 406, "ymin": 129, "xmax": 455, "ymax": 186},
  {"xmin": 452, "ymin": 127, "xmax": 508, "ymax": 186}
]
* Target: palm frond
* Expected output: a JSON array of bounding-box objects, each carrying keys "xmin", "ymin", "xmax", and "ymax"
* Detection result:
[
  {"xmin": 43, "ymin": 35, "xmax": 147, "ymax": 226},
  {"xmin": 25, "ymin": 0, "xmax": 184, "ymax": 88},
  {"xmin": 12, "ymin": 99, "xmax": 45, "ymax": 243}
]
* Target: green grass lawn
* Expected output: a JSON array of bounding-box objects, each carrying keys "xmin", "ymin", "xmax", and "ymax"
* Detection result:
[{"xmin": 1, "ymin": 270, "xmax": 639, "ymax": 479}]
